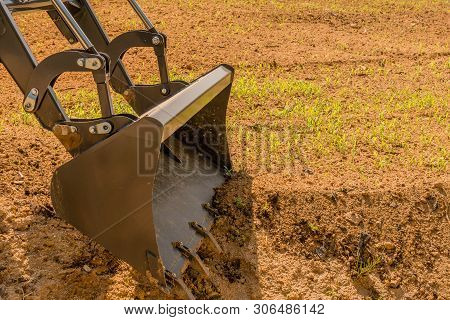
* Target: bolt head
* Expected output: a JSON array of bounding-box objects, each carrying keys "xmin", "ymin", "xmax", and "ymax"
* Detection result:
[
  {"xmin": 161, "ymin": 88, "xmax": 168, "ymax": 95},
  {"xmin": 31, "ymin": 88, "xmax": 38, "ymax": 96},
  {"xmin": 152, "ymin": 36, "xmax": 161, "ymax": 46}
]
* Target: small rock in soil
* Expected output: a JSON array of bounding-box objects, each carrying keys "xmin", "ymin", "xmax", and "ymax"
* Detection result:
[
  {"xmin": 388, "ymin": 276, "xmax": 402, "ymax": 288},
  {"xmin": 345, "ymin": 211, "xmax": 363, "ymax": 225},
  {"xmin": 330, "ymin": 192, "xmax": 338, "ymax": 204},
  {"xmin": 82, "ymin": 265, "xmax": 92, "ymax": 273},
  {"xmin": 32, "ymin": 204, "xmax": 55, "ymax": 218},
  {"xmin": 268, "ymin": 193, "xmax": 280, "ymax": 209},
  {"xmin": 18, "ymin": 274, "xmax": 30, "ymax": 283},
  {"xmin": 426, "ymin": 195, "xmax": 439, "ymax": 212},
  {"xmin": 389, "ymin": 201, "xmax": 399, "ymax": 208},
  {"xmin": 377, "ymin": 241, "xmax": 396, "ymax": 252},
  {"xmin": 315, "ymin": 246, "xmax": 327, "ymax": 260},
  {"xmin": 311, "ymin": 261, "xmax": 324, "ymax": 274},
  {"xmin": 434, "ymin": 183, "xmax": 447, "ymax": 197}
]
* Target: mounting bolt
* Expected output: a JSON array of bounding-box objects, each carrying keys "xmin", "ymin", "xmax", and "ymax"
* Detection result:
[
  {"xmin": 89, "ymin": 122, "xmax": 112, "ymax": 135},
  {"xmin": 77, "ymin": 57, "xmax": 102, "ymax": 70},
  {"xmin": 161, "ymin": 88, "xmax": 168, "ymax": 95},
  {"xmin": 24, "ymin": 103, "xmax": 33, "ymax": 112},
  {"xmin": 152, "ymin": 36, "xmax": 161, "ymax": 46},
  {"xmin": 53, "ymin": 124, "xmax": 78, "ymax": 136},
  {"xmin": 23, "ymin": 88, "xmax": 39, "ymax": 112}
]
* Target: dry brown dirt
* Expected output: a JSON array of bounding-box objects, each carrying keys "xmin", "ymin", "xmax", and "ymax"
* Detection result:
[{"xmin": 0, "ymin": 0, "xmax": 449, "ymax": 299}]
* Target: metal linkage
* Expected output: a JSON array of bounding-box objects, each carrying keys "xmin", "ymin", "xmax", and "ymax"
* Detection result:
[
  {"xmin": 0, "ymin": 0, "xmax": 129, "ymax": 155},
  {"xmin": 0, "ymin": 1, "xmax": 68, "ymax": 130},
  {"xmin": 108, "ymin": 0, "xmax": 171, "ymax": 95},
  {"xmin": 56, "ymin": 0, "xmax": 178, "ymax": 108},
  {"xmin": 105, "ymin": 30, "xmax": 170, "ymax": 94},
  {"xmin": 23, "ymin": 50, "xmax": 105, "ymax": 111}
]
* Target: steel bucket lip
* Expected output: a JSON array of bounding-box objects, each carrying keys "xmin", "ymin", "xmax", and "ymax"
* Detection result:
[{"xmin": 140, "ymin": 64, "xmax": 234, "ymax": 142}]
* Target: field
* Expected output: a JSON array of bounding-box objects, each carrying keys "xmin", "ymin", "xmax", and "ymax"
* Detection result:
[{"xmin": 0, "ymin": 0, "xmax": 449, "ymax": 299}]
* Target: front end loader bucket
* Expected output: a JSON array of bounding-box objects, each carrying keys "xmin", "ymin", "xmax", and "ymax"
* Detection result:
[
  {"xmin": 1, "ymin": 0, "xmax": 234, "ymax": 298},
  {"xmin": 50, "ymin": 65, "xmax": 234, "ymax": 294}
]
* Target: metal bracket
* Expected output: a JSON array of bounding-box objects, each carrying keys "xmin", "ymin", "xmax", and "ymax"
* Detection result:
[
  {"xmin": 172, "ymin": 241, "xmax": 210, "ymax": 277},
  {"xmin": 89, "ymin": 121, "xmax": 112, "ymax": 135},
  {"xmin": 189, "ymin": 222, "xmax": 223, "ymax": 253},
  {"xmin": 23, "ymin": 88, "xmax": 39, "ymax": 112},
  {"xmin": 24, "ymin": 50, "xmax": 107, "ymax": 113},
  {"xmin": 77, "ymin": 57, "xmax": 102, "ymax": 70},
  {"xmin": 53, "ymin": 123, "xmax": 78, "ymax": 135},
  {"xmin": 52, "ymin": 116, "xmax": 134, "ymax": 156},
  {"xmin": 53, "ymin": 123, "xmax": 81, "ymax": 152},
  {"xmin": 105, "ymin": 30, "xmax": 170, "ymax": 94}
]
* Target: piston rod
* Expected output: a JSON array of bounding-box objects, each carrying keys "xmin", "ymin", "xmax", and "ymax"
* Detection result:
[{"xmin": 127, "ymin": 0, "xmax": 156, "ymax": 32}]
